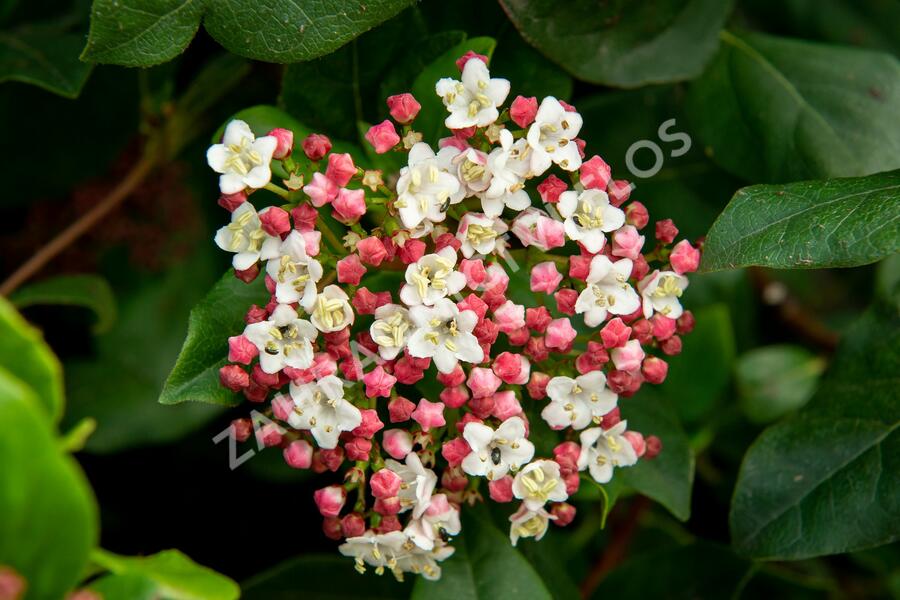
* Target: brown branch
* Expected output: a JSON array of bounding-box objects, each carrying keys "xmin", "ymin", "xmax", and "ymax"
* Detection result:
[{"xmin": 580, "ymin": 496, "xmax": 650, "ymax": 598}]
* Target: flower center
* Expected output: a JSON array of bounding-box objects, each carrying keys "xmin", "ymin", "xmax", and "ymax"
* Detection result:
[
  {"xmin": 314, "ymin": 296, "xmax": 348, "ymax": 329},
  {"xmin": 224, "ymin": 137, "xmax": 263, "ymax": 176}
]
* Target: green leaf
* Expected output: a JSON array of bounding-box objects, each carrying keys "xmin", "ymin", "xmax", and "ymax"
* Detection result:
[
  {"xmin": 618, "ymin": 389, "xmax": 695, "ymax": 521},
  {"xmin": 701, "ymin": 170, "xmax": 900, "ymax": 271},
  {"xmin": 160, "ymin": 270, "xmax": 268, "ymax": 406},
  {"xmin": 0, "ymin": 297, "xmax": 63, "ymax": 422},
  {"xmin": 378, "ymin": 30, "xmax": 467, "ymax": 102},
  {"xmin": 91, "ymin": 548, "xmax": 240, "ymax": 600},
  {"xmin": 242, "ymin": 553, "xmax": 410, "ymax": 599},
  {"xmin": 736, "ymin": 345, "xmax": 825, "ymax": 424},
  {"xmin": 686, "ymin": 31, "xmax": 900, "ymax": 183},
  {"xmin": 0, "ymin": 366, "xmax": 98, "ymax": 600},
  {"xmin": 492, "ymin": 27, "xmax": 572, "ymax": 101},
  {"xmin": 730, "ymin": 300, "xmax": 900, "ymax": 559},
  {"xmin": 411, "ymin": 509, "xmax": 553, "ymax": 600},
  {"xmin": 81, "ymin": 0, "xmax": 415, "ymax": 67},
  {"xmin": 89, "ymin": 573, "xmax": 159, "ymax": 600},
  {"xmin": 498, "ymin": 0, "xmax": 733, "ymax": 87},
  {"xmin": 411, "ymin": 37, "xmax": 496, "ymax": 146},
  {"xmin": 0, "ymin": 26, "xmax": 92, "ymax": 98},
  {"xmin": 12, "ymin": 273, "xmax": 117, "ymax": 334}
]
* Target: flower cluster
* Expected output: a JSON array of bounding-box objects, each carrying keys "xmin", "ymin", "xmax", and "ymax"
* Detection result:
[{"xmin": 210, "ymin": 51, "xmax": 700, "ymax": 582}]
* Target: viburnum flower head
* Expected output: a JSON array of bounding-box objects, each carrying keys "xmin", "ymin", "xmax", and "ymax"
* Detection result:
[
  {"xmin": 575, "ymin": 255, "xmax": 640, "ymax": 326},
  {"xmin": 578, "ymin": 421, "xmax": 638, "ymax": 483},
  {"xmin": 527, "ymin": 97, "xmax": 583, "ymax": 171},
  {"xmin": 407, "ymin": 298, "xmax": 483, "ymax": 373},
  {"xmin": 242, "ymin": 304, "xmax": 317, "ymax": 374},
  {"xmin": 558, "ymin": 188, "xmax": 626, "ymax": 254},
  {"xmin": 207, "ymin": 119, "xmax": 277, "ymax": 193},
  {"xmin": 436, "ymin": 57, "xmax": 510, "ymax": 129},
  {"xmin": 214, "ymin": 202, "xmax": 280, "ymax": 270},
  {"xmin": 288, "ymin": 375, "xmax": 362, "ymax": 449},
  {"xmin": 461, "ymin": 416, "xmax": 535, "ymax": 480},
  {"xmin": 542, "ymin": 371, "xmax": 618, "ymax": 430},
  {"xmin": 266, "ymin": 231, "xmax": 323, "ymax": 310},
  {"xmin": 395, "ymin": 143, "xmax": 462, "ymax": 230}
]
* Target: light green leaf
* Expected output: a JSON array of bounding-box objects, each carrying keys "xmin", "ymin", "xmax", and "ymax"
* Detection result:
[
  {"xmin": 0, "ymin": 296, "xmax": 63, "ymax": 422},
  {"xmin": 701, "ymin": 170, "xmax": 900, "ymax": 271},
  {"xmin": 0, "ymin": 27, "xmax": 92, "ymax": 98},
  {"xmin": 499, "ymin": 0, "xmax": 733, "ymax": 87},
  {"xmin": 0, "ymin": 366, "xmax": 98, "ymax": 600},
  {"xmin": 89, "ymin": 573, "xmax": 159, "ymax": 600},
  {"xmin": 686, "ymin": 31, "xmax": 900, "ymax": 182},
  {"xmin": 736, "ymin": 345, "xmax": 825, "ymax": 424},
  {"xmin": 730, "ymin": 300, "xmax": 900, "ymax": 559},
  {"xmin": 91, "ymin": 548, "xmax": 240, "ymax": 600},
  {"xmin": 12, "ymin": 273, "xmax": 117, "ymax": 333},
  {"xmin": 81, "ymin": 0, "xmax": 415, "ymax": 67},
  {"xmin": 160, "ymin": 271, "xmax": 268, "ymax": 406}
]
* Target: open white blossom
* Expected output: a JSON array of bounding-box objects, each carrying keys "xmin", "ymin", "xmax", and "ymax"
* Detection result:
[
  {"xmin": 404, "ymin": 494, "xmax": 461, "ymax": 551},
  {"xmin": 526, "ymin": 97, "xmax": 583, "ymax": 171},
  {"xmin": 435, "ymin": 58, "xmax": 510, "ymax": 129},
  {"xmin": 287, "ymin": 375, "xmax": 362, "ymax": 449},
  {"xmin": 207, "ymin": 119, "xmax": 277, "ymax": 194},
  {"xmin": 639, "ymin": 270, "xmax": 689, "ymax": 319},
  {"xmin": 309, "ymin": 285, "xmax": 355, "ymax": 333},
  {"xmin": 266, "ymin": 231, "xmax": 323, "ymax": 310},
  {"xmin": 385, "ymin": 452, "xmax": 438, "ymax": 519},
  {"xmin": 406, "ymin": 299, "xmax": 483, "ymax": 373},
  {"xmin": 397, "ymin": 543, "xmax": 455, "ymax": 581},
  {"xmin": 243, "ymin": 304, "xmax": 317, "ymax": 374},
  {"xmin": 395, "ymin": 143, "xmax": 462, "ymax": 230},
  {"xmin": 214, "ymin": 202, "xmax": 280, "ymax": 270},
  {"xmin": 452, "ymin": 147, "xmax": 492, "ymax": 197},
  {"xmin": 339, "ymin": 531, "xmax": 408, "ymax": 578},
  {"xmin": 558, "ymin": 189, "xmax": 625, "ymax": 253},
  {"xmin": 399, "ymin": 247, "xmax": 467, "ymax": 306},
  {"xmin": 370, "ymin": 304, "xmax": 413, "ymax": 361},
  {"xmin": 512, "ymin": 459, "xmax": 568, "ymax": 511},
  {"xmin": 482, "ymin": 129, "xmax": 542, "ymax": 217},
  {"xmin": 575, "ymin": 255, "xmax": 640, "ymax": 326},
  {"xmin": 456, "ymin": 212, "xmax": 508, "ymax": 258},
  {"xmin": 509, "ymin": 504, "xmax": 554, "ymax": 546},
  {"xmin": 461, "ymin": 416, "xmax": 535, "ymax": 480},
  {"xmin": 542, "ymin": 371, "xmax": 618, "ymax": 430},
  {"xmin": 577, "ymin": 421, "xmax": 638, "ymax": 484}
]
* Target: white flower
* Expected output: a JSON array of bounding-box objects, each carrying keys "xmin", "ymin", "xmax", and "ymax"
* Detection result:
[
  {"xmin": 639, "ymin": 270, "xmax": 689, "ymax": 319},
  {"xmin": 575, "ymin": 255, "xmax": 640, "ymax": 326},
  {"xmin": 399, "ymin": 247, "xmax": 467, "ymax": 306},
  {"xmin": 213, "ymin": 202, "xmax": 281, "ymax": 270},
  {"xmin": 509, "ymin": 504, "xmax": 554, "ymax": 546},
  {"xmin": 406, "ymin": 299, "xmax": 483, "ymax": 373},
  {"xmin": 541, "ymin": 371, "xmax": 618, "ymax": 430},
  {"xmin": 339, "ymin": 530, "xmax": 408, "ymax": 578},
  {"xmin": 482, "ymin": 129, "xmax": 543, "ymax": 217},
  {"xmin": 242, "ymin": 304, "xmax": 317, "ymax": 374},
  {"xmin": 452, "ymin": 147, "xmax": 493, "ymax": 197},
  {"xmin": 435, "ymin": 58, "xmax": 510, "ymax": 129},
  {"xmin": 207, "ymin": 119, "xmax": 277, "ymax": 194},
  {"xmin": 265, "ymin": 231, "xmax": 323, "ymax": 310},
  {"xmin": 526, "ymin": 97, "xmax": 583, "ymax": 171},
  {"xmin": 384, "ymin": 452, "xmax": 438, "ymax": 519},
  {"xmin": 512, "ymin": 459, "xmax": 568, "ymax": 511},
  {"xmin": 404, "ymin": 494, "xmax": 461, "ymax": 551},
  {"xmin": 395, "ymin": 143, "xmax": 462, "ymax": 229},
  {"xmin": 461, "ymin": 416, "xmax": 535, "ymax": 480},
  {"xmin": 370, "ymin": 304, "xmax": 413, "ymax": 361},
  {"xmin": 287, "ymin": 375, "xmax": 362, "ymax": 449},
  {"xmin": 456, "ymin": 212, "xmax": 508, "ymax": 258},
  {"xmin": 397, "ymin": 543, "xmax": 455, "ymax": 581},
  {"xmin": 577, "ymin": 421, "xmax": 638, "ymax": 484},
  {"xmin": 309, "ymin": 285, "xmax": 354, "ymax": 333},
  {"xmin": 558, "ymin": 189, "xmax": 625, "ymax": 253}
]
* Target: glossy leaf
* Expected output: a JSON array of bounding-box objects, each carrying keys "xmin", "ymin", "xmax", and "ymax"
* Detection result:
[
  {"xmin": 731, "ymin": 300, "xmax": 900, "ymax": 559},
  {"xmin": 736, "ymin": 345, "xmax": 825, "ymax": 424},
  {"xmin": 0, "ymin": 27, "xmax": 92, "ymax": 98},
  {"xmin": 81, "ymin": 0, "xmax": 414, "ymax": 67},
  {"xmin": 701, "ymin": 170, "xmax": 900, "ymax": 271},
  {"xmin": 0, "ymin": 367, "xmax": 97, "ymax": 600},
  {"xmin": 499, "ymin": 0, "xmax": 733, "ymax": 87},
  {"xmin": 686, "ymin": 31, "xmax": 900, "ymax": 183},
  {"xmin": 0, "ymin": 297, "xmax": 63, "ymax": 422},
  {"xmin": 12, "ymin": 273, "xmax": 117, "ymax": 333}
]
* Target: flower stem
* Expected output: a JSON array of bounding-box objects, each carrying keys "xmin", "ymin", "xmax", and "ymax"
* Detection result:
[{"xmin": 263, "ymin": 182, "xmax": 290, "ymax": 199}]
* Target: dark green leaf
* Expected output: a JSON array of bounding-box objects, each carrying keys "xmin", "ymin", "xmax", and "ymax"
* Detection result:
[
  {"xmin": 378, "ymin": 30, "xmax": 467, "ymax": 102},
  {"xmin": 0, "ymin": 366, "xmax": 97, "ymax": 600},
  {"xmin": 91, "ymin": 548, "xmax": 240, "ymax": 600},
  {"xmin": 731, "ymin": 300, "xmax": 900, "ymax": 559},
  {"xmin": 0, "ymin": 297, "xmax": 63, "ymax": 422},
  {"xmin": 499, "ymin": 0, "xmax": 733, "ymax": 87},
  {"xmin": 82, "ymin": 0, "xmax": 415, "ymax": 67},
  {"xmin": 161, "ymin": 270, "xmax": 268, "ymax": 406},
  {"xmin": 0, "ymin": 27, "xmax": 92, "ymax": 97},
  {"xmin": 12, "ymin": 273, "xmax": 117, "ymax": 333},
  {"xmin": 411, "ymin": 509, "xmax": 553, "ymax": 600},
  {"xmin": 492, "ymin": 27, "xmax": 572, "ymax": 101},
  {"xmin": 686, "ymin": 31, "xmax": 900, "ymax": 182},
  {"xmin": 701, "ymin": 170, "xmax": 900, "ymax": 271},
  {"xmin": 736, "ymin": 345, "xmax": 825, "ymax": 424}
]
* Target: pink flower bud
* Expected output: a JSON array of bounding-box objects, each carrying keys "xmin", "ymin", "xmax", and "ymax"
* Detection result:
[
  {"xmin": 525, "ymin": 336, "xmax": 549, "ymax": 363},
  {"xmin": 363, "ymin": 366, "xmax": 396, "ymax": 399},
  {"xmin": 600, "ymin": 318, "xmax": 631, "ymax": 349},
  {"xmin": 283, "ymin": 440, "xmax": 313, "ymax": 469},
  {"xmin": 318, "ymin": 447, "xmax": 345, "ymax": 472},
  {"xmin": 393, "ymin": 357, "xmax": 424, "ymax": 385},
  {"xmin": 494, "ymin": 300, "xmax": 526, "ymax": 333},
  {"xmin": 551, "ymin": 502, "xmax": 576, "ymax": 527},
  {"xmin": 459, "ymin": 258, "xmax": 487, "ymax": 289},
  {"xmin": 580, "ymin": 155, "xmax": 611, "ymax": 190},
  {"xmin": 492, "ymin": 351, "xmax": 530, "ymax": 385},
  {"xmin": 670, "ymin": 240, "xmax": 701, "ymax": 275},
  {"xmin": 508, "ymin": 326, "xmax": 531, "ymax": 346},
  {"xmin": 267, "ymin": 127, "xmax": 294, "ymax": 160},
  {"xmin": 227, "ymin": 335, "xmax": 258, "ymax": 364},
  {"xmin": 458, "ymin": 294, "xmax": 489, "ymax": 321},
  {"xmin": 650, "ymin": 314, "xmax": 677, "ymax": 340},
  {"xmin": 332, "ymin": 188, "xmax": 366, "ymax": 223},
  {"xmin": 0, "ymin": 567, "xmax": 26, "ymax": 600},
  {"xmin": 382, "ymin": 429, "xmax": 413, "ymax": 460},
  {"xmin": 623, "ymin": 431, "xmax": 647, "ymax": 457},
  {"xmin": 434, "ymin": 232, "xmax": 461, "ymax": 252},
  {"xmin": 388, "ymin": 396, "xmax": 416, "ymax": 423},
  {"xmin": 488, "ymin": 476, "xmax": 514, "ymax": 502},
  {"xmin": 566, "ymin": 254, "xmax": 589, "ymax": 281},
  {"xmin": 441, "ymin": 437, "xmax": 471, "ymax": 467},
  {"xmin": 341, "ymin": 513, "xmax": 367, "ymax": 538},
  {"xmin": 607, "ymin": 369, "xmax": 642, "ymax": 396},
  {"xmin": 374, "ymin": 496, "xmax": 402, "ymax": 516},
  {"xmin": 645, "ymin": 435, "xmax": 662, "ymax": 458},
  {"xmin": 660, "ymin": 335, "xmax": 683, "ymax": 356},
  {"xmin": 530, "ymin": 261, "xmax": 563, "ymax": 294},
  {"xmin": 326, "ymin": 153, "xmax": 356, "ymax": 187},
  {"xmin": 555, "ymin": 289, "xmax": 578, "ymax": 315},
  {"xmin": 365, "ymin": 120, "xmax": 401, "ymax": 154},
  {"xmin": 546, "ymin": 318, "xmax": 577, "ymax": 351},
  {"xmin": 303, "ymin": 172, "xmax": 338, "ymax": 206},
  {"xmin": 251, "ymin": 363, "xmax": 279, "ymax": 388},
  {"xmin": 234, "ymin": 264, "xmax": 259, "ymax": 283},
  {"xmin": 356, "ymin": 236, "xmax": 388, "ymax": 266},
  {"xmin": 625, "ymin": 201, "xmax": 649, "ymax": 229},
  {"xmin": 255, "ymin": 422, "xmax": 283, "ymax": 448},
  {"xmin": 677, "ymin": 310, "xmax": 695, "ymax": 334},
  {"xmin": 492, "ymin": 390, "xmax": 522, "ymax": 420},
  {"xmin": 352, "ymin": 408, "xmax": 384, "ymax": 439},
  {"xmin": 537, "ymin": 174, "xmax": 567, "ymax": 204},
  {"xmin": 336, "ymin": 254, "xmax": 366, "ymax": 285},
  {"xmin": 322, "ymin": 516, "xmax": 343, "ymax": 540},
  {"xmin": 611, "ymin": 225, "xmax": 645, "ymax": 261},
  {"xmin": 386, "ymin": 93, "xmax": 422, "ymax": 123},
  {"xmin": 631, "ymin": 318, "xmax": 653, "ymax": 344},
  {"xmin": 456, "ymin": 50, "xmax": 488, "ymax": 71},
  {"xmin": 468, "ymin": 394, "xmax": 495, "ymax": 420},
  {"xmin": 230, "ymin": 418, "xmax": 252, "ymax": 442},
  {"xmin": 553, "ymin": 441, "xmax": 581, "ymax": 473},
  {"xmin": 466, "ymin": 367, "xmax": 502, "ymax": 399},
  {"xmin": 291, "ymin": 203, "xmax": 318, "ymax": 231},
  {"xmin": 525, "ymin": 306, "xmax": 551, "ymax": 333},
  {"xmin": 245, "ymin": 304, "xmax": 267, "ymax": 324},
  {"xmin": 527, "ymin": 371, "xmax": 550, "ymax": 399},
  {"xmin": 397, "ymin": 238, "xmax": 426, "ymax": 264},
  {"xmin": 509, "ymin": 95, "xmax": 538, "ymax": 128},
  {"xmin": 345, "ymin": 437, "xmax": 372, "ymax": 461},
  {"xmin": 442, "ymin": 465, "xmax": 469, "ymax": 491},
  {"xmin": 314, "ymin": 485, "xmax": 346, "ymax": 518},
  {"xmin": 631, "ymin": 254, "xmax": 650, "ymax": 281},
  {"xmin": 302, "ymin": 133, "xmax": 332, "ymax": 160},
  {"xmin": 218, "ymin": 191, "xmax": 247, "ymax": 212},
  {"xmin": 601, "ymin": 406, "xmax": 622, "ymax": 429},
  {"xmin": 219, "ymin": 365, "xmax": 249, "ymax": 391},
  {"xmin": 411, "ymin": 398, "xmax": 446, "ymax": 431},
  {"xmin": 607, "ymin": 179, "xmax": 632, "ymax": 207},
  {"xmin": 564, "ymin": 471, "xmax": 580, "ymax": 495},
  {"xmin": 655, "ymin": 219, "xmax": 679, "ymax": 244},
  {"xmin": 611, "ymin": 339, "xmax": 645, "ymax": 373},
  {"xmin": 376, "ymin": 515, "xmax": 402, "ymax": 533},
  {"xmin": 440, "ymin": 385, "xmax": 469, "ymax": 409},
  {"xmin": 259, "ymin": 206, "xmax": 291, "ymax": 237},
  {"xmin": 351, "ymin": 287, "xmax": 378, "ymax": 315},
  {"xmin": 244, "ymin": 379, "xmax": 267, "ymax": 403},
  {"xmin": 371, "ymin": 468, "xmax": 402, "ymax": 499}
]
